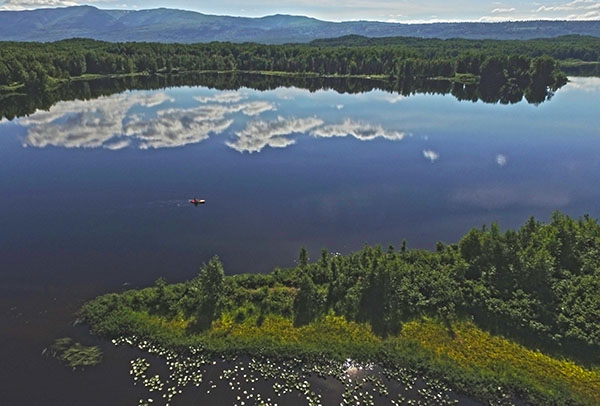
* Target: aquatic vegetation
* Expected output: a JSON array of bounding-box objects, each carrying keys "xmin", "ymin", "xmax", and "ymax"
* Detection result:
[
  {"xmin": 48, "ymin": 337, "xmax": 102, "ymax": 369},
  {"xmin": 87, "ymin": 308, "xmax": 600, "ymax": 405},
  {"xmin": 113, "ymin": 334, "xmax": 469, "ymax": 406}
]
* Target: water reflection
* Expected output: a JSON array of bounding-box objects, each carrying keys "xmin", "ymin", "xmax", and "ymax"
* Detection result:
[
  {"xmin": 20, "ymin": 93, "xmax": 172, "ymax": 149},
  {"xmin": 561, "ymin": 76, "xmax": 600, "ymax": 93},
  {"xmin": 311, "ymin": 120, "xmax": 406, "ymax": 141},
  {"xmin": 423, "ymin": 150, "xmax": 440, "ymax": 163},
  {"xmin": 227, "ymin": 116, "xmax": 324, "ymax": 153},
  {"xmin": 228, "ymin": 118, "xmax": 407, "ymax": 153},
  {"xmin": 6, "ymin": 76, "xmax": 595, "ymax": 154},
  {"xmin": 451, "ymin": 185, "xmax": 572, "ymax": 210},
  {"xmin": 123, "ymin": 100, "xmax": 276, "ymax": 150},
  {"xmin": 15, "ymin": 87, "xmax": 410, "ymax": 153},
  {"xmin": 18, "ymin": 92, "xmax": 280, "ymax": 150},
  {"xmin": 0, "ymin": 71, "xmax": 566, "ymax": 121}
]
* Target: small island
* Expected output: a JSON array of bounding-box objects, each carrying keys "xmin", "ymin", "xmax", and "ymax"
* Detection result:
[{"xmin": 80, "ymin": 212, "xmax": 600, "ymax": 406}]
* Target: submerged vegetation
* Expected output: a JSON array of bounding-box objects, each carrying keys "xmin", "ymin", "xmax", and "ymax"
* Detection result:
[
  {"xmin": 48, "ymin": 337, "xmax": 103, "ymax": 369},
  {"xmin": 81, "ymin": 212, "xmax": 600, "ymax": 405}
]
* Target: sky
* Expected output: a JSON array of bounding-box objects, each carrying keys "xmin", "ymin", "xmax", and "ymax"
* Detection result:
[{"xmin": 0, "ymin": 0, "xmax": 599, "ymax": 22}]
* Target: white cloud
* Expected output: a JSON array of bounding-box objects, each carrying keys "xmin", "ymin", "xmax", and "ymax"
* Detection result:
[
  {"xmin": 19, "ymin": 91, "xmax": 276, "ymax": 150},
  {"xmin": 123, "ymin": 111, "xmax": 233, "ymax": 149},
  {"xmin": 536, "ymin": 0, "xmax": 600, "ymax": 12},
  {"xmin": 562, "ymin": 76, "xmax": 600, "ymax": 92},
  {"xmin": 120, "ymin": 100, "xmax": 276, "ymax": 149},
  {"xmin": 567, "ymin": 10, "xmax": 600, "ymax": 18},
  {"xmin": 238, "ymin": 101, "xmax": 277, "ymax": 116},
  {"xmin": 194, "ymin": 91, "xmax": 247, "ymax": 104},
  {"xmin": 423, "ymin": 149, "xmax": 440, "ymax": 162},
  {"xmin": 103, "ymin": 139, "xmax": 131, "ymax": 150},
  {"xmin": 496, "ymin": 154, "xmax": 508, "ymax": 166},
  {"xmin": 0, "ymin": 0, "xmax": 77, "ymax": 10},
  {"xmin": 311, "ymin": 119, "xmax": 406, "ymax": 141},
  {"xmin": 228, "ymin": 116, "xmax": 407, "ymax": 153},
  {"xmin": 227, "ymin": 116, "xmax": 324, "ymax": 153},
  {"xmin": 535, "ymin": 0, "xmax": 600, "ymax": 19},
  {"xmin": 491, "ymin": 7, "xmax": 516, "ymax": 13},
  {"xmin": 21, "ymin": 92, "xmax": 172, "ymax": 148},
  {"xmin": 381, "ymin": 94, "xmax": 406, "ymax": 104}
]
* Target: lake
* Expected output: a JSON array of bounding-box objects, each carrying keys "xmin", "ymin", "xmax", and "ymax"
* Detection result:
[{"xmin": 1, "ymin": 75, "xmax": 599, "ymax": 404}]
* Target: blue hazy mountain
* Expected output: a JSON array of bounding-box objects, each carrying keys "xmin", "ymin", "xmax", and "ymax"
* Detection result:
[{"xmin": 1, "ymin": 5, "xmax": 599, "ymax": 43}]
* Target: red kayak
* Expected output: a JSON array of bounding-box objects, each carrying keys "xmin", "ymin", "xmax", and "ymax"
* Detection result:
[{"xmin": 189, "ymin": 198, "xmax": 206, "ymax": 205}]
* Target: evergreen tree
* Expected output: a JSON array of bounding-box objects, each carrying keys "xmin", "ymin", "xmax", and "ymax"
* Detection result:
[
  {"xmin": 293, "ymin": 273, "xmax": 319, "ymax": 326},
  {"xmin": 299, "ymin": 247, "xmax": 309, "ymax": 268},
  {"xmin": 191, "ymin": 256, "xmax": 225, "ymax": 330}
]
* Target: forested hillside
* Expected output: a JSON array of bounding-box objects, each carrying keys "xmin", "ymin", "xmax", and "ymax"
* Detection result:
[{"xmin": 1, "ymin": 6, "xmax": 600, "ymax": 43}]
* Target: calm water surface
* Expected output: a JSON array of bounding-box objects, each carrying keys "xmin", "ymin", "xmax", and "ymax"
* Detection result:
[{"xmin": 1, "ymin": 77, "xmax": 599, "ymax": 404}]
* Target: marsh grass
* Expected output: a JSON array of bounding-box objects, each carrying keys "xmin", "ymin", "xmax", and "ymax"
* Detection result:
[{"xmin": 49, "ymin": 337, "xmax": 103, "ymax": 369}]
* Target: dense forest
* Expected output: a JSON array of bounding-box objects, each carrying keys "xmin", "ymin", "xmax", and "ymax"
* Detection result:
[
  {"xmin": 311, "ymin": 34, "xmax": 600, "ymax": 61},
  {"xmin": 81, "ymin": 212, "xmax": 600, "ymax": 405},
  {"xmin": 0, "ymin": 37, "xmax": 572, "ymax": 93}
]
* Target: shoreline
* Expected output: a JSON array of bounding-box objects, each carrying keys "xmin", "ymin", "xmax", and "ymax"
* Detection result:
[
  {"xmin": 4, "ymin": 64, "xmax": 594, "ymax": 95},
  {"xmin": 79, "ymin": 213, "xmax": 600, "ymax": 406}
]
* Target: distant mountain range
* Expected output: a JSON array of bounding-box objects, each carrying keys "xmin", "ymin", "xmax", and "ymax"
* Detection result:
[{"xmin": 1, "ymin": 6, "xmax": 600, "ymax": 44}]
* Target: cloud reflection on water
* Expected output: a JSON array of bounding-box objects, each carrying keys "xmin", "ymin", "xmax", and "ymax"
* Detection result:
[
  {"xmin": 20, "ymin": 92, "xmax": 278, "ymax": 150},
  {"xmin": 227, "ymin": 118, "xmax": 407, "ymax": 153},
  {"xmin": 227, "ymin": 116, "xmax": 324, "ymax": 153},
  {"xmin": 423, "ymin": 149, "xmax": 440, "ymax": 162},
  {"xmin": 123, "ymin": 101, "xmax": 276, "ymax": 149},
  {"xmin": 312, "ymin": 119, "xmax": 406, "ymax": 141},
  {"xmin": 194, "ymin": 91, "xmax": 248, "ymax": 104},
  {"xmin": 21, "ymin": 92, "xmax": 172, "ymax": 149},
  {"xmin": 563, "ymin": 77, "xmax": 600, "ymax": 93},
  {"xmin": 17, "ymin": 89, "xmax": 407, "ymax": 153}
]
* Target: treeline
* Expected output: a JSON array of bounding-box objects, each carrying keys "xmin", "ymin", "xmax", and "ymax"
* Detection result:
[
  {"xmin": 0, "ymin": 38, "xmax": 567, "ymax": 90},
  {"xmin": 311, "ymin": 34, "xmax": 600, "ymax": 62},
  {"xmin": 279, "ymin": 212, "xmax": 600, "ymax": 363},
  {"xmin": 82, "ymin": 212, "xmax": 600, "ymax": 365}
]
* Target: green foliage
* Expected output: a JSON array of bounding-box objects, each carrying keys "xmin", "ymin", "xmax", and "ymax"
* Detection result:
[
  {"xmin": 79, "ymin": 212, "xmax": 600, "ymax": 405},
  {"xmin": 311, "ymin": 35, "xmax": 600, "ymax": 63},
  {"xmin": 185, "ymin": 256, "xmax": 226, "ymax": 331},
  {"xmin": 0, "ymin": 37, "xmax": 573, "ymax": 94},
  {"xmin": 293, "ymin": 274, "xmax": 320, "ymax": 326},
  {"xmin": 298, "ymin": 247, "xmax": 309, "ymax": 268}
]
